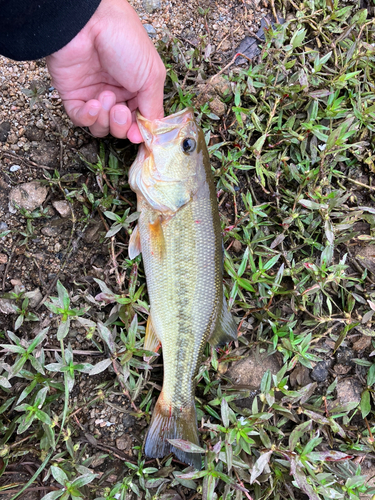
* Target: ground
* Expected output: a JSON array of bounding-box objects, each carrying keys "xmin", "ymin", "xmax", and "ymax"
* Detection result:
[{"xmin": 1, "ymin": 0, "xmax": 375, "ymax": 499}]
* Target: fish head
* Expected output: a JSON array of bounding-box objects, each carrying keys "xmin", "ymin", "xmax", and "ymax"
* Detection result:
[{"xmin": 129, "ymin": 108, "xmax": 208, "ymax": 215}]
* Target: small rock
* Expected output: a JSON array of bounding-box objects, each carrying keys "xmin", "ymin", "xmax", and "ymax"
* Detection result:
[
  {"xmin": 142, "ymin": 0, "xmax": 161, "ymax": 13},
  {"xmin": 333, "ymin": 364, "xmax": 352, "ymax": 375},
  {"xmin": 116, "ymin": 435, "xmax": 132, "ymax": 451},
  {"xmin": 84, "ymin": 222, "xmax": 104, "ymax": 243},
  {"xmin": 30, "ymin": 140, "xmax": 59, "ymax": 168},
  {"xmin": 52, "ymin": 200, "xmax": 71, "ymax": 218},
  {"xmin": 25, "ymin": 288, "xmax": 43, "ymax": 308},
  {"xmin": 79, "ymin": 142, "xmax": 99, "ymax": 164},
  {"xmin": 0, "ymin": 222, "xmax": 9, "ymax": 232},
  {"xmin": 41, "ymin": 225, "xmax": 60, "ymax": 237},
  {"xmin": 7, "ymin": 133, "xmax": 17, "ymax": 144},
  {"xmin": 336, "ymin": 347, "xmax": 354, "ymax": 366},
  {"xmin": 54, "ymin": 243, "xmax": 61, "ymax": 253},
  {"xmin": 227, "ymin": 351, "xmax": 281, "ymax": 391},
  {"xmin": 9, "ymin": 165, "xmax": 21, "ymax": 172},
  {"xmin": 10, "ymin": 279, "xmax": 23, "ymax": 288},
  {"xmin": 232, "ymin": 240, "xmax": 242, "ymax": 253},
  {"xmin": 91, "ymin": 453, "xmax": 106, "ymax": 468},
  {"xmin": 0, "ymin": 121, "xmax": 11, "ymax": 142},
  {"xmin": 35, "ymin": 119, "xmax": 46, "ymax": 130},
  {"xmin": 122, "ymin": 414, "xmax": 136, "ymax": 428},
  {"xmin": 225, "ymin": 352, "xmax": 281, "ymax": 408},
  {"xmin": 336, "ymin": 378, "xmax": 362, "ymax": 405},
  {"xmin": 24, "ymin": 126, "xmax": 44, "ymax": 142},
  {"xmin": 0, "ymin": 298, "xmax": 16, "ymax": 315},
  {"xmin": 0, "ymin": 254, "xmax": 7, "ymax": 264},
  {"xmin": 311, "ymin": 360, "xmax": 331, "ymax": 383},
  {"xmin": 220, "ymin": 40, "xmax": 232, "ymax": 52},
  {"xmin": 290, "ymin": 365, "xmax": 313, "ymax": 388},
  {"xmin": 209, "ymin": 97, "xmax": 226, "ymax": 117},
  {"xmin": 143, "ymin": 24, "xmax": 157, "ymax": 37},
  {"xmin": 9, "ymin": 181, "xmax": 48, "ymax": 212},
  {"xmin": 352, "ymin": 336, "xmax": 372, "ymax": 351},
  {"xmin": 212, "ymin": 76, "xmax": 233, "ymax": 98}
]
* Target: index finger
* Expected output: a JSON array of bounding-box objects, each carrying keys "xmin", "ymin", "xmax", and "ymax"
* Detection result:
[{"xmin": 136, "ymin": 57, "xmax": 166, "ymax": 121}]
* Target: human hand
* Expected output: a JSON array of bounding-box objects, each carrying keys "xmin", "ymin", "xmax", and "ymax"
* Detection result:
[{"xmin": 46, "ymin": 0, "xmax": 166, "ymax": 143}]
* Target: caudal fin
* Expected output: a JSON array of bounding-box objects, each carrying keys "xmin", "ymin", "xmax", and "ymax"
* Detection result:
[{"xmin": 144, "ymin": 393, "xmax": 202, "ymax": 469}]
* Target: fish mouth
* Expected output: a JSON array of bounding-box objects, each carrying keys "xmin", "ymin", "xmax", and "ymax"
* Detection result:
[{"xmin": 136, "ymin": 107, "xmax": 195, "ymax": 146}]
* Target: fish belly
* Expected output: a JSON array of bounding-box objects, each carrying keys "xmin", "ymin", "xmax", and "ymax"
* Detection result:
[{"xmin": 139, "ymin": 195, "xmax": 222, "ymax": 407}]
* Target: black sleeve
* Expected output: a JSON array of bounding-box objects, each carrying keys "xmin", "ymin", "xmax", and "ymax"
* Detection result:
[{"xmin": 0, "ymin": 0, "xmax": 102, "ymax": 61}]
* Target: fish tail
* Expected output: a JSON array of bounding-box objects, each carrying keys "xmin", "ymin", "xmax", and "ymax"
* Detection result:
[{"xmin": 144, "ymin": 391, "xmax": 202, "ymax": 469}]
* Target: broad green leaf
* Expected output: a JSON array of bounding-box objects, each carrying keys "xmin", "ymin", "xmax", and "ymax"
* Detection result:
[
  {"xmin": 361, "ymin": 390, "xmax": 371, "ymax": 419},
  {"xmin": 51, "ymin": 465, "xmax": 68, "ymax": 486},
  {"xmin": 291, "ymin": 28, "xmax": 307, "ymax": 48}
]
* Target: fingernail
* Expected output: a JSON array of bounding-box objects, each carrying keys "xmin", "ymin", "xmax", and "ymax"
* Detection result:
[
  {"xmin": 114, "ymin": 108, "xmax": 127, "ymax": 125},
  {"xmin": 102, "ymin": 95, "xmax": 113, "ymax": 111},
  {"xmin": 89, "ymin": 107, "xmax": 100, "ymax": 117}
]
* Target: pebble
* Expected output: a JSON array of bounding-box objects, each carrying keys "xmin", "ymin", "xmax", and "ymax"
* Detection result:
[
  {"xmin": 83, "ymin": 223, "xmax": 103, "ymax": 243},
  {"xmin": 9, "ymin": 164, "xmax": 21, "ymax": 172},
  {"xmin": 0, "ymin": 298, "xmax": 16, "ymax": 315},
  {"xmin": 352, "ymin": 336, "xmax": 372, "ymax": 351},
  {"xmin": 9, "ymin": 181, "xmax": 48, "ymax": 212},
  {"xmin": 311, "ymin": 360, "xmax": 331, "ymax": 383},
  {"xmin": 336, "ymin": 378, "xmax": 362, "ymax": 405},
  {"xmin": 27, "ymin": 288, "xmax": 43, "ymax": 308},
  {"xmin": 41, "ymin": 226, "xmax": 60, "ymax": 237},
  {"xmin": 143, "ymin": 24, "xmax": 157, "ymax": 37},
  {"xmin": 0, "ymin": 121, "xmax": 11, "ymax": 142},
  {"xmin": 232, "ymin": 239, "xmax": 242, "ymax": 253},
  {"xmin": 209, "ymin": 97, "xmax": 226, "ymax": 117},
  {"xmin": 227, "ymin": 352, "xmax": 281, "ymax": 408},
  {"xmin": 116, "ymin": 435, "xmax": 132, "ymax": 451},
  {"xmin": 142, "ymin": 0, "xmax": 161, "ymax": 13},
  {"xmin": 52, "ymin": 200, "xmax": 71, "ymax": 218},
  {"xmin": 336, "ymin": 348, "xmax": 354, "ymax": 366},
  {"xmin": 0, "ymin": 222, "xmax": 9, "ymax": 231},
  {"xmin": 0, "ymin": 253, "xmax": 8, "ymax": 264}
]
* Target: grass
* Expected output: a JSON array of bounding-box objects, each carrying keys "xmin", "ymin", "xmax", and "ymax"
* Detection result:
[{"xmin": 1, "ymin": 0, "xmax": 375, "ymax": 498}]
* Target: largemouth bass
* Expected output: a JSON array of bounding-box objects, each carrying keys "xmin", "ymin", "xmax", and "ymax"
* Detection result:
[{"xmin": 128, "ymin": 107, "xmax": 237, "ymax": 469}]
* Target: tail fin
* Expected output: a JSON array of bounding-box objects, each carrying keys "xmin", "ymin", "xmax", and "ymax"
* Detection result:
[{"xmin": 144, "ymin": 392, "xmax": 202, "ymax": 469}]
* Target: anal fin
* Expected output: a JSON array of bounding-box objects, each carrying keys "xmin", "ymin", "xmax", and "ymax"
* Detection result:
[
  {"xmin": 144, "ymin": 314, "xmax": 161, "ymax": 362},
  {"xmin": 209, "ymin": 295, "xmax": 237, "ymax": 347},
  {"xmin": 128, "ymin": 224, "xmax": 141, "ymax": 259}
]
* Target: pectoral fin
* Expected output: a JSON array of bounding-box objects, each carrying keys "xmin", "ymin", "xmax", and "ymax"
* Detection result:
[
  {"xmin": 144, "ymin": 314, "xmax": 161, "ymax": 362},
  {"xmin": 209, "ymin": 295, "xmax": 238, "ymax": 347},
  {"xmin": 128, "ymin": 224, "xmax": 141, "ymax": 259},
  {"xmin": 149, "ymin": 216, "xmax": 166, "ymax": 259}
]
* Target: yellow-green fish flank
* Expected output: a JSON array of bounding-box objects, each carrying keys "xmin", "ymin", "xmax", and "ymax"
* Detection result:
[{"xmin": 128, "ymin": 108, "xmax": 237, "ymax": 469}]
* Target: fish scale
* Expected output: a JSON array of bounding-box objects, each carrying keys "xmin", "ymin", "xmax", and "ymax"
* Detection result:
[{"xmin": 128, "ymin": 107, "xmax": 237, "ymax": 469}]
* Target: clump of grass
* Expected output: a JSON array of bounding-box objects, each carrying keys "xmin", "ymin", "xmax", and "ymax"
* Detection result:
[{"xmin": 1, "ymin": 1, "xmax": 375, "ymax": 499}]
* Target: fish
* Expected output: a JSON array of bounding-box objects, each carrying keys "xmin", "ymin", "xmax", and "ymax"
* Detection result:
[{"xmin": 128, "ymin": 107, "xmax": 237, "ymax": 469}]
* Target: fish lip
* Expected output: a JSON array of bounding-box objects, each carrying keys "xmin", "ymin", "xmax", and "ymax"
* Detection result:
[{"xmin": 136, "ymin": 107, "xmax": 195, "ymax": 144}]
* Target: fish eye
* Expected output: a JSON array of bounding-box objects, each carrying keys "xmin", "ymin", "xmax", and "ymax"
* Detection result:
[{"xmin": 182, "ymin": 137, "xmax": 196, "ymax": 154}]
